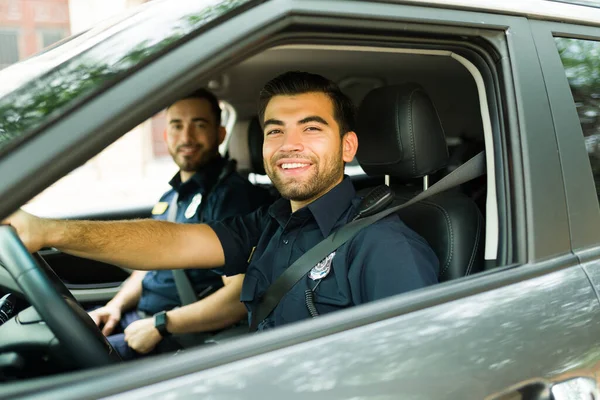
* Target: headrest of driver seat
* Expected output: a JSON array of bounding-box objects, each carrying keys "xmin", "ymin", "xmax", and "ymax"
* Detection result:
[
  {"xmin": 356, "ymin": 83, "xmax": 449, "ymax": 179},
  {"xmin": 247, "ymin": 117, "xmax": 265, "ymax": 175}
]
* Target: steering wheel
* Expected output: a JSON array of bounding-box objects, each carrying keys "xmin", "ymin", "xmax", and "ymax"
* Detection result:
[{"xmin": 0, "ymin": 226, "xmax": 121, "ymax": 368}]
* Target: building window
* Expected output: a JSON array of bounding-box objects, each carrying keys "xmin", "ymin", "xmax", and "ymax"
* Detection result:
[
  {"xmin": 0, "ymin": 30, "xmax": 19, "ymax": 69},
  {"xmin": 5, "ymin": 0, "xmax": 21, "ymax": 20},
  {"xmin": 39, "ymin": 30, "xmax": 66, "ymax": 49}
]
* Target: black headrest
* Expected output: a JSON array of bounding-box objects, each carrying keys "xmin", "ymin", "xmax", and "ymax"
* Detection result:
[
  {"xmin": 248, "ymin": 117, "xmax": 265, "ymax": 175},
  {"xmin": 356, "ymin": 84, "xmax": 449, "ymax": 179}
]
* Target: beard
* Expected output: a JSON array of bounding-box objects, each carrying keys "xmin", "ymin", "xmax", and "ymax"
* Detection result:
[
  {"xmin": 170, "ymin": 142, "xmax": 218, "ymax": 173},
  {"xmin": 266, "ymin": 146, "xmax": 344, "ymax": 202}
]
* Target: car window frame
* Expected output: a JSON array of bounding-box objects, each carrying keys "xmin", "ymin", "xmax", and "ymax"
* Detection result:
[{"xmin": 529, "ymin": 20, "xmax": 600, "ymax": 251}]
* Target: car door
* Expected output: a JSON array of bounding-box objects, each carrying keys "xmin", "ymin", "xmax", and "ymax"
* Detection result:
[
  {"xmin": 3, "ymin": 1, "xmax": 600, "ymax": 399},
  {"xmin": 530, "ymin": 11, "xmax": 600, "ymax": 374}
]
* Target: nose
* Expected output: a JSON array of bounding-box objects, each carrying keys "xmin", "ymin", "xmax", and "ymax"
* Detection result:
[
  {"xmin": 279, "ymin": 127, "xmax": 304, "ymax": 152},
  {"xmin": 181, "ymin": 123, "xmax": 195, "ymax": 142}
]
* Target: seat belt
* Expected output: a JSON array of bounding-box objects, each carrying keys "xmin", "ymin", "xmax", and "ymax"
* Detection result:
[
  {"xmin": 169, "ymin": 159, "xmax": 238, "ymax": 307},
  {"xmin": 167, "ymin": 194, "xmax": 199, "ymax": 306},
  {"xmin": 250, "ymin": 151, "xmax": 486, "ymax": 331}
]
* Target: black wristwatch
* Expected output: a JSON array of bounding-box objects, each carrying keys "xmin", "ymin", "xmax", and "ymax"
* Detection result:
[{"xmin": 154, "ymin": 311, "xmax": 170, "ymax": 337}]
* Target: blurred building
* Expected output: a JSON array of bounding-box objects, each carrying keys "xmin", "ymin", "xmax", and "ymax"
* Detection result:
[
  {"xmin": 0, "ymin": 0, "xmax": 71, "ymax": 69},
  {"xmin": 2, "ymin": 0, "xmax": 175, "ymax": 217}
]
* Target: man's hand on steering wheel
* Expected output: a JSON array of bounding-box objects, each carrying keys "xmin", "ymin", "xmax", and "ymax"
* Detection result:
[{"xmin": 2, "ymin": 209, "xmax": 47, "ymax": 253}]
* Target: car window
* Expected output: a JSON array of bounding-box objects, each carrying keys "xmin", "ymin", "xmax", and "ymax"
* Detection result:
[
  {"xmin": 548, "ymin": 0, "xmax": 600, "ymax": 8},
  {"xmin": 23, "ymin": 102, "xmax": 236, "ymax": 218},
  {"xmin": 0, "ymin": 0, "xmax": 251, "ymax": 158},
  {"xmin": 554, "ymin": 37, "xmax": 600, "ymax": 200}
]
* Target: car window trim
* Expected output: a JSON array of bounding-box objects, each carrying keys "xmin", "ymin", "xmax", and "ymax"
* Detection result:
[{"xmin": 529, "ymin": 20, "xmax": 600, "ymax": 250}]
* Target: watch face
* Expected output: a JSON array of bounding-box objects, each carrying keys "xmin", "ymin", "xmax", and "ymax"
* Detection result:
[{"xmin": 154, "ymin": 311, "xmax": 168, "ymax": 335}]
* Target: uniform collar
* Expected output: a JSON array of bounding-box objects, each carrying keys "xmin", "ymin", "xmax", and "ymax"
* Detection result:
[
  {"xmin": 269, "ymin": 176, "xmax": 356, "ymax": 237},
  {"xmin": 168, "ymin": 155, "xmax": 226, "ymax": 196}
]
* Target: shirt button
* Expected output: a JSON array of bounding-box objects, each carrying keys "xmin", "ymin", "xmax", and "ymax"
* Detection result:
[{"xmin": 283, "ymin": 239, "xmax": 289, "ymax": 245}]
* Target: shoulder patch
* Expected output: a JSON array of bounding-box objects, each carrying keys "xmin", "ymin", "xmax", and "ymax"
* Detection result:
[{"xmin": 151, "ymin": 202, "xmax": 169, "ymax": 215}]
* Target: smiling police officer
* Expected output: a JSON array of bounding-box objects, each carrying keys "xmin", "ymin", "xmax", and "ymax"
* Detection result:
[{"xmin": 4, "ymin": 71, "xmax": 439, "ymax": 332}]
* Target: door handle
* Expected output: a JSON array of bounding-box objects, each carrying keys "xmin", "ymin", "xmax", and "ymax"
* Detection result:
[
  {"xmin": 487, "ymin": 377, "xmax": 598, "ymax": 400},
  {"xmin": 551, "ymin": 377, "xmax": 597, "ymax": 400}
]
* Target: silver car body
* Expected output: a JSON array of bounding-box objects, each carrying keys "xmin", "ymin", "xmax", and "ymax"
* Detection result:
[{"xmin": 2, "ymin": 0, "xmax": 600, "ymax": 399}]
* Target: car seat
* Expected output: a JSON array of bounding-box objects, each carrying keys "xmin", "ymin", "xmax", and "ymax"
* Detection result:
[{"xmin": 356, "ymin": 83, "xmax": 484, "ymax": 281}]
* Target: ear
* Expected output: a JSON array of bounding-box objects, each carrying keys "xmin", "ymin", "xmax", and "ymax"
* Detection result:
[
  {"xmin": 217, "ymin": 126, "xmax": 227, "ymax": 146},
  {"xmin": 162, "ymin": 128, "xmax": 167, "ymax": 142},
  {"xmin": 342, "ymin": 131, "xmax": 358, "ymax": 163}
]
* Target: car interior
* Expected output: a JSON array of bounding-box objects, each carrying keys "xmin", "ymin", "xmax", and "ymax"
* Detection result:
[{"xmin": 0, "ymin": 41, "xmax": 495, "ymax": 382}]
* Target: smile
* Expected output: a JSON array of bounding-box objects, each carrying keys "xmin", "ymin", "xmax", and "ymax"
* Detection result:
[
  {"xmin": 281, "ymin": 163, "xmax": 311, "ymax": 169},
  {"xmin": 178, "ymin": 146, "xmax": 200, "ymax": 154}
]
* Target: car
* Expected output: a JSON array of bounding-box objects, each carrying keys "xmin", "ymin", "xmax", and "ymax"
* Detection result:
[{"xmin": 2, "ymin": 0, "xmax": 600, "ymax": 398}]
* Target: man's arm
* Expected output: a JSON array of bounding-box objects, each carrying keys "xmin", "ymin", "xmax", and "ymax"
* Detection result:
[
  {"xmin": 350, "ymin": 216, "xmax": 439, "ymax": 303},
  {"xmin": 165, "ymin": 274, "xmax": 246, "ymax": 333},
  {"xmin": 3, "ymin": 209, "xmax": 224, "ymax": 270},
  {"xmin": 105, "ymin": 270, "xmax": 146, "ymax": 312},
  {"xmin": 123, "ymin": 274, "xmax": 247, "ymax": 353}
]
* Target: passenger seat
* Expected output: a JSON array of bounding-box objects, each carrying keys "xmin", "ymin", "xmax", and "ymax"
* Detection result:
[
  {"xmin": 227, "ymin": 117, "xmax": 279, "ymax": 199},
  {"xmin": 356, "ymin": 83, "xmax": 484, "ymax": 281}
]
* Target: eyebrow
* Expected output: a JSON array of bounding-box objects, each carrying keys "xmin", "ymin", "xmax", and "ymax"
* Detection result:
[
  {"xmin": 299, "ymin": 116, "xmax": 329, "ymax": 126},
  {"xmin": 169, "ymin": 117, "xmax": 211, "ymax": 124},
  {"xmin": 263, "ymin": 118, "xmax": 284, "ymax": 128},
  {"xmin": 263, "ymin": 116, "xmax": 329, "ymax": 128}
]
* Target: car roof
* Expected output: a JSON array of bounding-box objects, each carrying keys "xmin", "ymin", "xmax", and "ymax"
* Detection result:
[{"xmin": 395, "ymin": 0, "xmax": 600, "ymax": 25}]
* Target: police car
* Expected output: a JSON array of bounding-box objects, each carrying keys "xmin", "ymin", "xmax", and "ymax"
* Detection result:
[{"xmin": 1, "ymin": 0, "xmax": 600, "ymax": 398}]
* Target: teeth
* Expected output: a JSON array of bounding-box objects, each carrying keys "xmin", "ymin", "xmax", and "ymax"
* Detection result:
[{"xmin": 281, "ymin": 163, "xmax": 308, "ymax": 169}]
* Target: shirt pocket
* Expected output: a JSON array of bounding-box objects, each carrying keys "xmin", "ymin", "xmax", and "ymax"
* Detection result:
[{"xmin": 304, "ymin": 270, "xmax": 354, "ymax": 319}]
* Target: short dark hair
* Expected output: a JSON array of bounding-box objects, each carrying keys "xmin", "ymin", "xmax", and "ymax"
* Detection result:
[
  {"xmin": 258, "ymin": 71, "xmax": 355, "ymax": 136},
  {"xmin": 169, "ymin": 88, "xmax": 222, "ymax": 127}
]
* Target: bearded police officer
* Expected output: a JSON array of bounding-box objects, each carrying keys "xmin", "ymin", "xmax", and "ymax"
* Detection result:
[{"xmin": 4, "ymin": 72, "xmax": 438, "ymax": 332}]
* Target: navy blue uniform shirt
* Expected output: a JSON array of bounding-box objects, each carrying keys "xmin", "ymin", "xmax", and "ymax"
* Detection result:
[
  {"xmin": 137, "ymin": 156, "xmax": 272, "ymax": 315},
  {"xmin": 208, "ymin": 177, "xmax": 439, "ymax": 330}
]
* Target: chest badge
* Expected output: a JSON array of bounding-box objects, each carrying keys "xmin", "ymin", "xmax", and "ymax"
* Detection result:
[
  {"xmin": 184, "ymin": 194, "xmax": 203, "ymax": 219},
  {"xmin": 151, "ymin": 202, "xmax": 168, "ymax": 215},
  {"xmin": 308, "ymin": 251, "xmax": 336, "ymax": 281}
]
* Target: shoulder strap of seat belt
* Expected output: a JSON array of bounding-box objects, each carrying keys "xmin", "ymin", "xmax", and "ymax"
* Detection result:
[
  {"xmin": 171, "ymin": 158, "xmax": 238, "ymax": 306},
  {"xmin": 250, "ymin": 151, "xmax": 486, "ymax": 331},
  {"xmin": 167, "ymin": 193, "xmax": 199, "ymax": 306}
]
